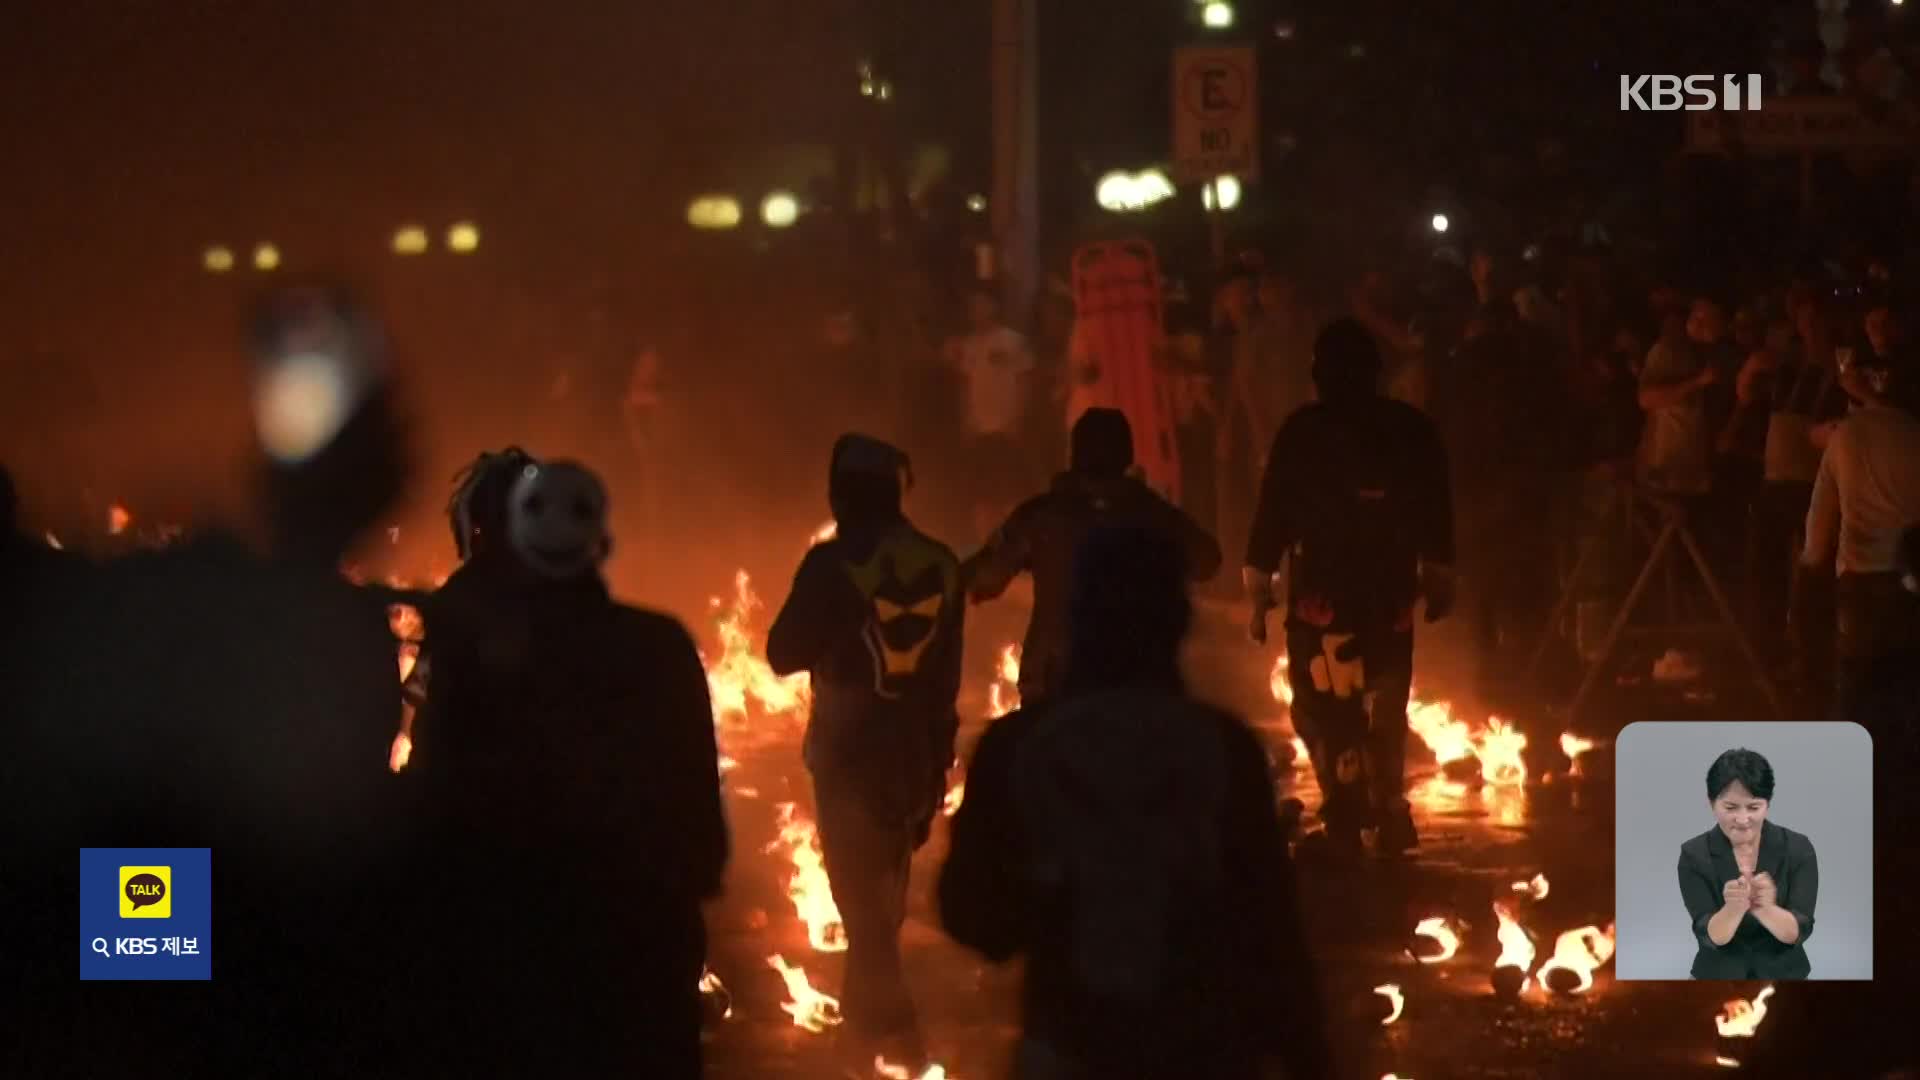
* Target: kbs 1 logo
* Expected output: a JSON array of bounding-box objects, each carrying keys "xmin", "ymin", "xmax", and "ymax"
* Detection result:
[{"xmin": 1620, "ymin": 74, "xmax": 1764, "ymax": 112}]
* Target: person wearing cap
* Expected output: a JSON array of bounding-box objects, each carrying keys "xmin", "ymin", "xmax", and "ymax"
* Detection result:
[
  {"xmin": 1244, "ymin": 319, "xmax": 1457, "ymax": 856},
  {"xmin": 767, "ymin": 434, "xmax": 965, "ymax": 1066},
  {"xmin": 964, "ymin": 407, "xmax": 1221, "ymax": 708},
  {"xmin": 1801, "ymin": 348, "xmax": 1920, "ymax": 717}
]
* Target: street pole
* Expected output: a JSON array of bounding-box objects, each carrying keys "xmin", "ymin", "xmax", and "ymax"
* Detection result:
[{"xmin": 991, "ymin": 0, "xmax": 1039, "ymax": 328}]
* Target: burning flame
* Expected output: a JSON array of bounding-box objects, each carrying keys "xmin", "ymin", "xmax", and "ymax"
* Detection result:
[
  {"xmin": 766, "ymin": 954, "xmax": 843, "ymax": 1033},
  {"xmin": 698, "ymin": 966, "xmax": 734, "ymax": 1020},
  {"xmin": 1492, "ymin": 901, "xmax": 1537, "ymax": 991},
  {"xmin": 1714, "ymin": 985, "xmax": 1776, "ymax": 1068},
  {"xmin": 764, "ymin": 802, "xmax": 847, "ymax": 953},
  {"xmin": 1407, "ymin": 699, "xmax": 1529, "ymax": 786},
  {"xmin": 1375, "ymin": 983, "xmax": 1406, "ymax": 1025},
  {"xmin": 1534, "ymin": 924, "xmax": 1616, "ymax": 994},
  {"xmin": 875, "ymin": 1059, "xmax": 951, "ymax": 1080},
  {"xmin": 811, "ymin": 520, "xmax": 838, "ymax": 546},
  {"xmin": 705, "ymin": 571, "xmax": 811, "ymax": 724},
  {"xmin": 1476, "ymin": 717, "xmax": 1527, "ymax": 786},
  {"xmin": 388, "ymin": 732, "xmax": 413, "ymax": 772},
  {"xmin": 108, "ymin": 504, "xmax": 131, "ymax": 535},
  {"xmin": 987, "ymin": 644, "xmax": 1022, "ymax": 719},
  {"xmin": 1560, "ymin": 732, "xmax": 1596, "ymax": 775},
  {"xmin": 1715, "ymin": 985, "xmax": 1776, "ymax": 1039},
  {"xmin": 943, "ymin": 779, "xmax": 966, "ymax": 817},
  {"xmin": 1412, "ymin": 916, "xmax": 1460, "ymax": 963},
  {"xmin": 1511, "ymin": 873, "xmax": 1550, "ymax": 900},
  {"xmin": 1288, "ymin": 735, "xmax": 1309, "ymax": 766},
  {"xmin": 1269, "ymin": 654, "xmax": 1295, "ymax": 707}
]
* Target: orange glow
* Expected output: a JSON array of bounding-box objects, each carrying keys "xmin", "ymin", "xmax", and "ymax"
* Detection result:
[
  {"xmin": 875, "ymin": 1059, "xmax": 950, "ymax": 1080},
  {"xmin": 698, "ymin": 966, "xmax": 733, "ymax": 1020},
  {"xmin": 703, "ymin": 571, "xmax": 812, "ymax": 725},
  {"xmin": 1268, "ymin": 654, "xmax": 1295, "ymax": 707},
  {"xmin": 1715, "ymin": 985, "xmax": 1776, "ymax": 1038},
  {"xmin": 1510, "ymin": 873, "xmax": 1550, "ymax": 900},
  {"xmin": 988, "ymin": 644, "xmax": 1022, "ymax": 719},
  {"xmin": 1560, "ymin": 731, "xmax": 1597, "ymax": 775},
  {"xmin": 108, "ymin": 504, "xmax": 132, "ymax": 535}
]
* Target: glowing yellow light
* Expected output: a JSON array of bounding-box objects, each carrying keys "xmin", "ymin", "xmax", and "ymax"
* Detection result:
[
  {"xmin": 202, "ymin": 246, "xmax": 235, "ymax": 272},
  {"xmin": 860, "ymin": 78, "xmax": 876, "ymax": 97},
  {"xmin": 392, "ymin": 225, "xmax": 429, "ymax": 255},
  {"xmin": 446, "ymin": 222, "xmax": 479, "ymax": 253},
  {"xmin": 761, "ymin": 191, "xmax": 800, "ymax": 229},
  {"xmin": 966, "ymin": 193, "xmax": 987, "ymax": 213},
  {"xmin": 1096, "ymin": 169, "xmax": 1175, "ymax": 213},
  {"xmin": 876, "ymin": 80, "xmax": 893, "ymax": 102},
  {"xmin": 687, "ymin": 195, "xmax": 743, "ymax": 230},
  {"xmin": 1202, "ymin": 175, "xmax": 1243, "ymax": 212},
  {"xmin": 252, "ymin": 243, "xmax": 280, "ymax": 271},
  {"xmin": 1202, "ymin": 1, "xmax": 1235, "ymax": 28},
  {"xmin": 1430, "ymin": 213, "xmax": 1451, "ymax": 234}
]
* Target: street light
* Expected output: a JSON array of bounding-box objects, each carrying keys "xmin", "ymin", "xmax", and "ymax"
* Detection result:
[
  {"xmin": 761, "ymin": 191, "xmax": 800, "ymax": 229},
  {"xmin": 392, "ymin": 225, "xmax": 429, "ymax": 255},
  {"xmin": 1430, "ymin": 213, "xmax": 1451, "ymax": 234},
  {"xmin": 687, "ymin": 195, "xmax": 742, "ymax": 230},
  {"xmin": 1202, "ymin": 175, "xmax": 1243, "ymax": 212},
  {"xmin": 253, "ymin": 243, "xmax": 281, "ymax": 271},
  {"xmin": 1096, "ymin": 169, "xmax": 1175, "ymax": 213},
  {"xmin": 966, "ymin": 193, "xmax": 988, "ymax": 213},
  {"xmin": 203, "ymin": 246, "xmax": 235, "ymax": 273},
  {"xmin": 1201, "ymin": 1, "xmax": 1235, "ymax": 29},
  {"xmin": 447, "ymin": 221, "xmax": 480, "ymax": 253}
]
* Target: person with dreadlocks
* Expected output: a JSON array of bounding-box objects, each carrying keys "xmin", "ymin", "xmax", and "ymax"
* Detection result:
[
  {"xmin": 766, "ymin": 434, "xmax": 965, "ymax": 1067},
  {"xmin": 404, "ymin": 458, "xmax": 727, "ymax": 1076},
  {"xmin": 396, "ymin": 446, "xmax": 541, "ymax": 725},
  {"xmin": 1244, "ymin": 318, "xmax": 1456, "ymax": 858}
]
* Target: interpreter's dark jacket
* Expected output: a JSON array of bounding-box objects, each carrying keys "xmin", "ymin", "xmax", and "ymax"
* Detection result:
[
  {"xmin": 1679, "ymin": 820, "xmax": 1818, "ymax": 980},
  {"xmin": 1247, "ymin": 396, "xmax": 1454, "ymax": 633},
  {"xmin": 964, "ymin": 471, "xmax": 1221, "ymax": 703}
]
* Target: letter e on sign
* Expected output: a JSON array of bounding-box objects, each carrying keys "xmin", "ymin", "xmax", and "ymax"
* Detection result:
[{"xmin": 1173, "ymin": 45, "xmax": 1259, "ymax": 184}]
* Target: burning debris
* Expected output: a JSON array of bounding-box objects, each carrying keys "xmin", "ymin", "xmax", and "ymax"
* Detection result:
[
  {"xmin": 1559, "ymin": 732, "xmax": 1596, "ymax": 776},
  {"xmin": 1713, "ymin": 985, "xmax": 1776, "ymax": 1068},
  {"xmin": 698, "ymin": 965, "xmax": 734, "ymax": 1020},
  {"xmin": 1410, "ymin": 916, "xmax": 1461, "ymax": 964},
  {"xmin": 1510, "ymin": 873, "xmax": 1550, "ymax": 901},
  {"xmin": 1374, "ymin": 983, "xmax": 1406, "ymax": 1025},
  {"xmin": 942, "ymin": 778, "xmax": 966, "ymax": 817},
  {"xmin": 1407, "ymin": 701, "xmax": 1527, "ymax": 787},
  {"xmin": 987, "ymin": 644, "xmax": 1022, "ymax": 719},
  {"xmin": 1535, "ymin": 924, "xmax": 1616, "ymax": 995},
  {"xmin": 1490, "ymin": 900, "xmax": 1537, "ymax": 998},
  {"xmin": 763, "ymin": 802, "xmax": 847, "ymax": 953},
  {"xmin": 766, "ymin": 954, "xmax": 843, "ymax": 1033},
  {"xmin": 1269, "ymin": 654, "xmax": 1295, "ymax": 708},
  {"xmin": 108, "ymin": 503, "xmax": 131, "ymax": 535}
]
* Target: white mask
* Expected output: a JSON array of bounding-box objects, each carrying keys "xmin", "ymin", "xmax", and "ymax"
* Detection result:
[{"xmin": 506, "ymin": 462, "xmax": 609, "ymax": 580}]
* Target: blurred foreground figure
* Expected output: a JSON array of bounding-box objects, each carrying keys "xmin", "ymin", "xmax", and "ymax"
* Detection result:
[
  {"xmin": 2, "ymin": 288, "xmax": 415, "ymax": 1075},
  {"xmin": 404, "ymin": 460, "xmax": 726, "ymax": 1077},
  {"xmin": 1245, "ymin": 319, "xmax": 1456, "ymax": 857},
  {"xmin": 941, "ymin": 525, "xmax": 1333, "ymax": 1079},
  {"xmin": 965, "ymin": 407, "xmax": 1220, "ymax": 707},
  {"xmin": 767, "ymin": 434, "xmax": 964, "ymax": 1064}
]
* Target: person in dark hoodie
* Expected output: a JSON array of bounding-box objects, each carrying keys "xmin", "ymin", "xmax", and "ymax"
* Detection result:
[
  {"xmin": 941, "ymin": 524, "xmax": 1335, "ymax": 1079},
  {"xmin": 1245, "ymin": 318, "xmax": 1457, "ymax": 857},
  {"xmin": 964, "ymin": 407, "xmax": 1222, "ymax": 706},
  {"xmin": 767, "ymin": 434, "xmax": 965, "ymax": 1064},
  {"xmin": 404, "ymin": 458, "xmax": 727, "ymax": 1078},
  {"xmin": 3, "ymin": 287, "xmax": 417, "ymax": 1077}
]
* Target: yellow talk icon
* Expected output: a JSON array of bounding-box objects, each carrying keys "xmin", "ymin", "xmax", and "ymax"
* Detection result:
[{"xmin": 120, "ymin": 865, "xmax": 171, "ymax": 919}]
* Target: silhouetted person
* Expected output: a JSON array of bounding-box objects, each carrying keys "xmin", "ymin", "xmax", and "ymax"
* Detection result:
[
  {"xmin": 965, "ymin": 408, "xmax": 1221, "ymax": 706},
  {"xmin": 767, "ymin": 434, "xmax": 964, "ymax": 1064},
  {"xmin": 941, "ymin": 524, "xmax": 1334, "ymax": 1079},
  {"xmin": 403, "ymin": 459, "xmax": 726, "ymax": 1077},
  {"xmin": 3, "ymin": 288, "xmax": 416, "ymax": 1076},
  {"xmin": 1244, "ymin": 318, "xmax": 1456, "ymax": 856}
]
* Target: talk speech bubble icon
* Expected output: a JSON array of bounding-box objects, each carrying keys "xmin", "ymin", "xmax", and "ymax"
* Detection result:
[{"xmin": 123, "ymin": 871, "xmax": 168, "ymax": 916}]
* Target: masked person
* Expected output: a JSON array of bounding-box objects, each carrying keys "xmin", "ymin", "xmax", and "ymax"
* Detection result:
[
  {"xmin": 405, "ymin": 460, "xmax": 727, "ymax": 1078},
  {"xmin": 941, "ymin": 525, "xmax": 1334, "ymax": 1079},
  {"xmin": 1244, "ymin": 319, "xmax": 1457, "ymax": 857},
  {"xmin": 3, "ymin": 288, "xmax": 416, "ymax": 1076},
  {"xmin": 965, "ymin": 407, "xmax": 1221, "ymax": 707},
  {"xmin": 767, "ymin": 434, "xmax": 965, "ymax": 1064}
]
